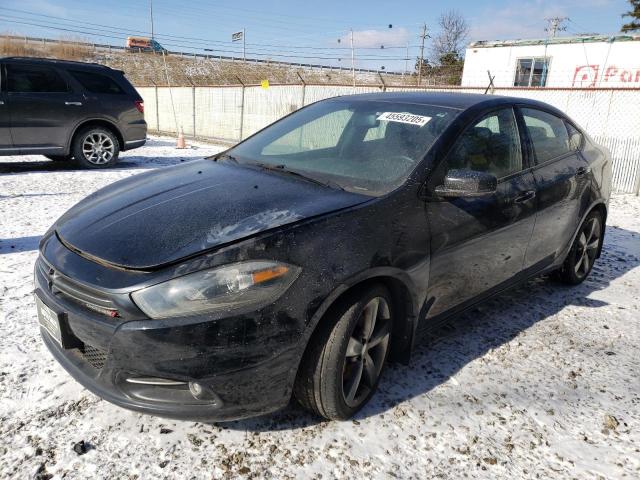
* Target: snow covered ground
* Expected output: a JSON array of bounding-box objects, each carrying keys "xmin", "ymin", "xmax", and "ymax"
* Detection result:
[{"xmin": 0, "ymin": 136, "xmax": 638, "ymax": 479}]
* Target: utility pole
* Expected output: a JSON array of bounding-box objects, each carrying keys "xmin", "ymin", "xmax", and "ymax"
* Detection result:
[
  {"xmin": 350, "ymin": 28, "xmax": 355, "ymax": 87},
  {"xmin": 417, "ymin": 23, "xmax": 428, "ymax": 86},
  {"xmin": 243, "ymin": 28, "xmax": 246, "ymax": 61},
  {"xmin": 404, "ymin": 42, "xmax": 409, "ymax": 78},
  {"xmin": 149, "ymin": 0, "xmax": 155, "ymax": 40},
  {"xmin": 544, "ymin": 17, "xmax": 568, "ymax": 38}
]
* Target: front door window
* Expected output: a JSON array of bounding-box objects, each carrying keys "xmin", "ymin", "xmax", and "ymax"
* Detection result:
[{"xmin": 446, "ymin": 108, "xmax": 523, "ymax": 179}]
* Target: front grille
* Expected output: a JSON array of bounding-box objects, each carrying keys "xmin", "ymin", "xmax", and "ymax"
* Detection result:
[
  {"xmin": 81, "ymin": 344, "xmax": 108, "ymax": 370},
  {"xmin": 38, "ymin": 258, "xmax": 117, "ymax": 316},
  {"xmin": 52, "ymin": 273, "xmax": 115, "ymax": 314}
]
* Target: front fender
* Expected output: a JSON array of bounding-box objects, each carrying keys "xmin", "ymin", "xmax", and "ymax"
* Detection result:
[{"xmin": 284, "ymin": 266, "xmax": 420, "ymax": 390}]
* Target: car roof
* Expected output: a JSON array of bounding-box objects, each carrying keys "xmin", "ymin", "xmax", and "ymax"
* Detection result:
[
  {"xmin": 1, "ymin": 56, "xmax": 115, "ymax": 71},
  {"xmin": 331, "ymin": 91, "xmax": 557, "ymax": 112}
]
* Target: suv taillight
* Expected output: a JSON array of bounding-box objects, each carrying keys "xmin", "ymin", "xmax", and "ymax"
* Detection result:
[{"xmin": 134, "ymin": 100, "xmax": 144, "ymax": 114}]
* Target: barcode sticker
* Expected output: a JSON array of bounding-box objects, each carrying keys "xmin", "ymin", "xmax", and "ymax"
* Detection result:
[{"xmin": 376, "ymin": 112, "xmax": 431, "ymax": 127}]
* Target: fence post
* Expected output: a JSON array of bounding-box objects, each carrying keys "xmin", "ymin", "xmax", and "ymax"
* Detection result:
[
  {"xmin": 378, "ymin": 73, "xmax": 387, "ymax": 92},
  {"xmin": 153, "ymin": 81, "xmax": 160, "ymax": 133},
  {"xmin": 235, "ymin": 75, "xmax": 245, "ymax": 141},
  {"xmin": 188, "ymin": 77, "xmax": 196, "ymax": 139},
  {"xmin": 296, "ymin": 72, "xmax": 306, "ymax": 108}
]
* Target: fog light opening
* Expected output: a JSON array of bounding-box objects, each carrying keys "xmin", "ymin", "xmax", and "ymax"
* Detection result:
[
  {"xmin": 189, "ymin": 382, "xmax": 204, "ymax": 397},
  {"xmin": 188, "ymin": 382, "xmax": 220, "ymax": 404}
]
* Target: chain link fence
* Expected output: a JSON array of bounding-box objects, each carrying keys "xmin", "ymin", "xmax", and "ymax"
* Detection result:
[{"xmin": 136, "ymin": 84, "xmax": 640, "ymax": 194}]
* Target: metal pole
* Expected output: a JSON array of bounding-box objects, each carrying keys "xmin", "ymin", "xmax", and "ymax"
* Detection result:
[
  {"xmin": 350, "ymin": 29, "xmax": 355, "ymax": 88},
  {"xmin": 150, "ymin": 0, "xmax": 155, "ymax": 40},
  {"xmin": 296, "ymin": 72, "xmax": 306, "ymax": 107},
  {"xmin": 404, "ymin": 42, "xmax": 408, "ymax": 79},
  {"xmin": 378, "ymin": 73, "xmax": 386, "ymax": 92},
  {"xmin": 235, "ymin": 76, "xmax": 245, "ymax": 141},
  {"xmin": 243, "ymin": 28, "xmax": 246, "ymax": 62},
  {"xmin": 154, "ymin": 83, "xmax": 159, "ymax": 132},
  {"xmin": 191, "ymin": 80, "xmax": 196, "ymax": 139},
  {"xmin": 418, "ymin": 23, "xmax": 427, "ymax": 87}
]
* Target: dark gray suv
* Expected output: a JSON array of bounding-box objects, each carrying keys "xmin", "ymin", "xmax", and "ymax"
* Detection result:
[{"xmin": 0, "ymin": 57, "xmax": 146, "ymax": 168}]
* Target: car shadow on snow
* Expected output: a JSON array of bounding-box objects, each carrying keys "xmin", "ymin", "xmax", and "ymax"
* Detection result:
[
  {"xmin": 221, "ymin": 224, "xmax": 639, "ymax": 431},
  {"xmin": 0, "ymin": 235, "xmax": 42, "ymax": 254}
]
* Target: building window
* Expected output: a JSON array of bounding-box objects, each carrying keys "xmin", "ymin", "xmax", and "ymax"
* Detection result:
[{"xmin": 514, "ymin": 58, "xmax": 550, "ymax": 87}]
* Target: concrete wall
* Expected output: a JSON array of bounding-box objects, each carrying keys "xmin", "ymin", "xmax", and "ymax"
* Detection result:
[{"xmin": 136, "ymin": 84, "xmax": 640, "ymax": 193}]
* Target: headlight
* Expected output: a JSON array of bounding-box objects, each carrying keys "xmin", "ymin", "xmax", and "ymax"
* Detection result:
[{"xmin": 131, "ymin": 261, "xmax": 301, "ymax": 319}]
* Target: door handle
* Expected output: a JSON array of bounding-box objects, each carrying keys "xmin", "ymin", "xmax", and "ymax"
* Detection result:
[
  {"xmin": 514, "ymin": 190, "xmax": 536, "ymax": 204},
  {"xmin": 65, "ymin": 101, "xmax": 83, "ymax": 106},
  {"xmin": 576, "ymin": 166, "xmax": 590, "ymax": 176}
]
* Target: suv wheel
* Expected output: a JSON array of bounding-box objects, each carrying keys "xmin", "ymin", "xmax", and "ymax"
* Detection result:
[
  {"xmin": 294, "ymin": 285, "xmax": 393, "ymax": 420},
  {"xmin": 72, "ymin": 127, "xmax": 120, "ymax": 169},
  {"xmin": 45, "ymin": 155, "xmax": 71, "ymax": 162},
  {"xmin": 558, "ymin": 210, "xmax": 603, "ymax": 285}
]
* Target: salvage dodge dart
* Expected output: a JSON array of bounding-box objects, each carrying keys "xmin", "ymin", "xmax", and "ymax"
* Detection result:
[{"xmin": 34, "ymin": 92, "xmax": 611, "ymax": 421}]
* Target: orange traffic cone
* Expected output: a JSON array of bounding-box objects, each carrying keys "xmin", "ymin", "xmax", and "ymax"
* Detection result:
[{"xmin": 176, "ymin": 128, "xmax": 187, "ymax": 149}]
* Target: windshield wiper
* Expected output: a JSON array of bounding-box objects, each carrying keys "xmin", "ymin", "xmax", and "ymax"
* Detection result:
[{"xmin": 254, "ymin": 162, "xmax": 345, "ymax": 191}]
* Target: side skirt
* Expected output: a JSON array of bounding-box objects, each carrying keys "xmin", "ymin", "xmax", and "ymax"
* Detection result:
[{"xmin": 414, "ymin": 255, "xmax": 555, "ymax": 342}]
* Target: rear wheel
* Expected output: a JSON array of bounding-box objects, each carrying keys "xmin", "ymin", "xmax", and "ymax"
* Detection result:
[
  {"xmin": 294, "ymin": 285, "xmax": 393, "ymax": 420},
  {"xmin": 558, "ymin": 210, "xmax": 603, "ymax": 284},
  {"xmin": 72, "ymin": 127, "xmax": 120, "ymax": 169}
]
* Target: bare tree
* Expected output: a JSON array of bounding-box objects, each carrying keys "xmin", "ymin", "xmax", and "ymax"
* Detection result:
[{"xmin": 431, "ymin": 10, "xmax": 470, "ymax": 64}]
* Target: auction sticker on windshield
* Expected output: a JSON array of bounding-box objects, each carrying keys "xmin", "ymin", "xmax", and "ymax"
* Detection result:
[{"xmin": 377, "ymin": 112, "xmax": 431, "ymax": 127}]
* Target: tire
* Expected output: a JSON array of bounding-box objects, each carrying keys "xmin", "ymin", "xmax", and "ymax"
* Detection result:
[
  {"xmin": 294, "ymin": 284, "xmax": 393, "ymax": 420},
  {"xmin": 45, "ymin": 155, "xmax": 71, "ymax": 162},
  {"xmin": 558, "ymin": 210, "xmax": 603, "ymax": 285},
  {"xmin": 71, "ymin": 127, "xmax": 120, "ymax": 169}
]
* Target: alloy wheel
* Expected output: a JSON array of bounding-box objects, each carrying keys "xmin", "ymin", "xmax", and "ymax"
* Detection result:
[
  {"xmin": 574, "ymin": 216, "xmax": 601, "ymax": 278},
  {"xmin": 82, "ymin": 132, "xmax": 115, "ymax": 165},
  {"xmin": 342, "ymin": 297, "xmax": 391, "ymax": 408}
]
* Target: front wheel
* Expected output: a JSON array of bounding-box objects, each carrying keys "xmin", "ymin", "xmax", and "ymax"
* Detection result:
[
  {"xmin": 294, "ymin": 285, "xmax": 393, "ymax": 420},
  {"xmin": 558, "ymin": 210, "xmax": 603, "ymax": 284},
  {"xmin": 72, "ymin": 127, "xmax": 120, "ymax": 169}
]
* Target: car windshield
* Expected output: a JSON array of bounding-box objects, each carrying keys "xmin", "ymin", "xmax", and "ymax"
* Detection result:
[{"xmin": 227, "ymin": 99, "xmax": 460, "ymax": 196}]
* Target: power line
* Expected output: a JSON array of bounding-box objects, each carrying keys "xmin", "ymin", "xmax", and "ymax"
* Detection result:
[
  {"xmin": 0, "ymin": 7, "xmax": 418, "ymax": 52},
  {"xmin": 0, "ymin": 19, "xmax": 413, "ymax": 62},
  {"xmin": 0, "ymin": 7, "xmax": 419, "ymax": 71}
]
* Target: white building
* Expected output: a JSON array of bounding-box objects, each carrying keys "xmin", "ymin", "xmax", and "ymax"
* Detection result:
[{"xmin": 461, "ymin": 34, "xmax": 640, "ymax": 88}]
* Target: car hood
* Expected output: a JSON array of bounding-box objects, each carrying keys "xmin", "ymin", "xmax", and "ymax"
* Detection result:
[{"xmin": 55, "ymin": 160, "xmax": 369, "ymax": 270}]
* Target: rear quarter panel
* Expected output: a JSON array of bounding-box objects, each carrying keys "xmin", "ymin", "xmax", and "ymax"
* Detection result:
[{"xmin": 583, "ymin": 135, "xmax": 613, "ymax": 206}]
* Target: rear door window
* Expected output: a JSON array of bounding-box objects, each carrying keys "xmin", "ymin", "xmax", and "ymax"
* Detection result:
[
  {"xmin": 6, "ymin": 64, "xmax": 68, "ymax": 93},
  {"xmin": 69, "ymin": 70, "xmax": 125, "ymax": 94},
  {"xmin": 446, "ymin": 108, "xmax": 523, "ymax": 179},
  {"xmin": 521, "ymin": 108, "xmax": 572, "ymax": 163}
]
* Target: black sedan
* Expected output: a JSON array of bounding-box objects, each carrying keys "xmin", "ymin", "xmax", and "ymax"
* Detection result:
[{"xmin": 34, "ymin": 92, "xmax": 612, "ymax": 421}]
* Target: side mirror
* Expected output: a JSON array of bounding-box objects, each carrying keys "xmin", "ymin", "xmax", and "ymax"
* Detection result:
[{"xmin": 434, "ymin": 169, "xmax": 497, "ymax": 198}]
